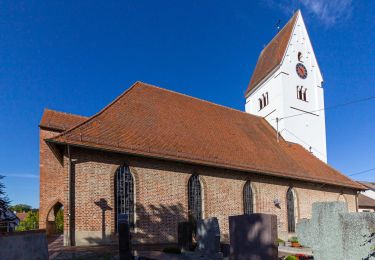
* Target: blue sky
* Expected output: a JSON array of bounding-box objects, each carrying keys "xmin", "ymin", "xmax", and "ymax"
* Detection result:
[{"xmin": 0, "ymin": 1, "xmax": 374, "ymax": 208}]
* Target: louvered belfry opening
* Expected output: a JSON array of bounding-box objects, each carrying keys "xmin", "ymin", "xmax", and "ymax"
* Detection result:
[
  {"xmin": 287, "ymin": 187, "xmax": 295, "ymax": 232},
  {"xmin": 243, "ymin": 181, "xmax": 254, "ymax": 215},
  {"xmin": 116, "ymin": 165, "xmax": 134, "ymax": 229},
  {"xmin": 188, "ymin": 175, "xmax": 202, "ymax": 221}
]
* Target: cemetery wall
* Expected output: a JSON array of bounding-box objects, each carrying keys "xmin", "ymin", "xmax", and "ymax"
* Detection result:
[{"xmin": 0, "ymin": 230, "xmax": 49, "ymax": 259}]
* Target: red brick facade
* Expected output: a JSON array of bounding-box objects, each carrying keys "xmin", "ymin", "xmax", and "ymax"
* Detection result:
[{"xmin": 40, "ymin": 127, "xmax": 358, "ymax": 246}]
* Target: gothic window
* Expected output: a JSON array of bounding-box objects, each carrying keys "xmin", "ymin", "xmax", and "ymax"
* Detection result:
[
  {"xmin": 259, "ymin": 98, "xmax": 263, "ymax": 110},
  {"xmin": 116, "ymin": 165, "xmax": 134, "ymax": 229},
  {"xmin": 243, "ymin": 181, "xmax": 254, "ymax": 215},
  {"xmin": 188, "ymin": 175, "xmax": 202, "ymax": 221},
  {"xmin": 287, "ymin": 187, "xmax": 296, "ymax": 232}
]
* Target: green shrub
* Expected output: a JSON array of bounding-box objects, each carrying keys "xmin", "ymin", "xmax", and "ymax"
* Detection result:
[
  {"xmin": 162, "ymin": 247, "xmax": 181, "ymax": 254},
  {"xmin": 285, "ymin": 255, "xmax": 298, "ymax": 260},
  {"xmin": 55, "ymin": 209, "xmax": 64, "ymax": 233},
  {"xmin": 277, "ymin": 238, "xmax": 285, "ymax": 243},
  {"xmin": 16, "ymin": 211, "xmax": 39, "ymax": 231},
  {"xmin": 290, "ymin": 236, "xmax": 298, "ymax": 243}
]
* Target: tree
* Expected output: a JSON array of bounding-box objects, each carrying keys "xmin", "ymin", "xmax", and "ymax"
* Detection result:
[
  {"xmin": 16, "ymin": 210, "xmax": 39, "ymax": 231},
  {"xmin": 0, "ymin": 175, "xmax": 11, "ymax": 218},
  {"xmin": 9, "ymin": 204, "xmax": 32, "ymax": 213}
]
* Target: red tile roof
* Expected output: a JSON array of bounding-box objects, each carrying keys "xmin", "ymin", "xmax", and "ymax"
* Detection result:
[
  {"xmin": 47, "ymin": 81, "xmax": 363, "ymax": 190},
  {"xmin": 39, "ymin": 109, "xmax": 88, "ymax": 132},
  {"xmin": 245, "ymin": 11, "xmax": 298, "ymax": 97},
  {"xmin": 358, "ymin": 194, "xmax": 375, "ymax": 208},
  {"xmin": 16, "ymin": 212, "xmax": 28, "ymax": 222}
]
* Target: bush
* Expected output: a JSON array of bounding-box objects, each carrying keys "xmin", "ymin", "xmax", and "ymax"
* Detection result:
[
  {"xmin": 285, "ymin": 255, "xmax": 298, "ymax": 260},
  {"xmin": 277, "ymin": 238, "xmax": 285, "ymax": 243},
  {"xmin": 162, "ymin": 247, "xmax": 181, "ymax": 254},
  {"xmin": 16, "ymin": 211, "xmax": 39, "ymax": 231},
  {"xmin": 290, "ymin": 236, "xmax": 298, "ymax": 243}
]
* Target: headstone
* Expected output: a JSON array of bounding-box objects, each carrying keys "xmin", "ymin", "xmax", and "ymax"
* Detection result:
[
  {"xmin": 195, "ymin": 217, "xmax": 222, "ymax": 258},
  {"xmin": 178, "ymin": 222, "xmax": 193, "ymax": 251},
  {"xmin": 297, "ymin": 201, "xmax": 375, "ymax": 260},
  {"xmin": 229, "ymin": 214, "xmax": 278, "ymax": 260},
  {"xmin": 118, "ymin": 213, "xmax": 132, "ymax": 260}
]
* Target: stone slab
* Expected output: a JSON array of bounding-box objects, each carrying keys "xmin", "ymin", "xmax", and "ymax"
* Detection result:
[
  {"xmin": 229, "ymin": 214, "xmax": 278, "ymax": 260},
  {"xmin": 297, "ymin": 201, "xmax": 375, "ymax": 260}
]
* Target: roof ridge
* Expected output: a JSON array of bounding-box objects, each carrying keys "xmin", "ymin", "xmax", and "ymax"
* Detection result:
[
  {"xmin": 50, "ymin": 81, "xmax": 141, "ymax": 140},
  {"xmin": 245, "ymin": 10, "xmax": 300, "ymax": 97},
  {"xmin": 260, "ymin": 10, "xmax": 299, "ymax": 56},
  {"xmin": 43, "ymin": 108, "xmax": 89, "ymax": 119},
  {"xmin": 138, "ymin": 81, "xmax": 265, "ymax": 121}
]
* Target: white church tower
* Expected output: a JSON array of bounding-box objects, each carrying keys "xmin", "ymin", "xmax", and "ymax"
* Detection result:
[{"xmin": 245, "ymin": 10, "xmax": 327, "ymax": 162}]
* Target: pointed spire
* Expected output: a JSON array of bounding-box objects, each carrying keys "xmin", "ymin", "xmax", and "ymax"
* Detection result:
[{"xmin": 245, "ymin": 11, "xmax": 299, "ymax": 97}]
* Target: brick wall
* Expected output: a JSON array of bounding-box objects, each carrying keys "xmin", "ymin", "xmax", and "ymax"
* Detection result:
[
  {"xmin": 40, "ymin": 138, "xmax": 358, "ymax": 246},
  {"xmin": 39, "ymin": 128, "xmax": 66, "ymax": 230}
]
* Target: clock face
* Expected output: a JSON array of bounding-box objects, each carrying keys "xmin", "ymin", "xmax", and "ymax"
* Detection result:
[{"xmin": 296, "ymin": 63, "xmax": 307, "ymax": 79}]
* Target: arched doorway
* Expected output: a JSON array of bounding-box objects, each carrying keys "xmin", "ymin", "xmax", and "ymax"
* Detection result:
[{"xmin": 46, "ymin": 202, "xmax": 64, "ymax": 236}]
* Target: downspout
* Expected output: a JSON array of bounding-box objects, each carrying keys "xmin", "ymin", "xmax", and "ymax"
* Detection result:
[
  {"xmin": 67, "ymin": 144, "xmax": 72, "ymax": 246},
  {"xmin": 355, "ymin": 191, "xmax": 359, "ymax": 212}
]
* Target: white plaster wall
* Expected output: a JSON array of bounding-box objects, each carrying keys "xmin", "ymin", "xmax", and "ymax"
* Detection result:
[
  {"xmin": 362, "ymin": 190, "xmax": 375, "ymax": 200},
  {"xmin": 246, "ymin": 11, "xmax": 327, "ymax": 162},
  {"xmin": 245, "ymin": 67, "xmax": 286, "ymax": 132}
]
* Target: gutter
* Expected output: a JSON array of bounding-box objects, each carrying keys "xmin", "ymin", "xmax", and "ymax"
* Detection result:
[{"xmin": 47, "ymin": 139, "xmax": 365, "ymax": 191}]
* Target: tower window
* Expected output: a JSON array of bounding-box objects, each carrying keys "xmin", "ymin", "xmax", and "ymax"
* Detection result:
[
  {"xmin": 259, "ymin": 92, "xmax": 269, "ymax": 110},
  {"xmin": 298, "ymin": 52, "xmax": 302, "ymax": 62},
  {"xmin": 297, "ymin": 86, "xmax": 307, "ymax": 102}
]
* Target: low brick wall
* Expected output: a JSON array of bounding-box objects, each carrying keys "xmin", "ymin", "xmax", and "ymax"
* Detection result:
[{"xmin": 0, "ymin": 229, "xmax": 48, "ymax": 260}]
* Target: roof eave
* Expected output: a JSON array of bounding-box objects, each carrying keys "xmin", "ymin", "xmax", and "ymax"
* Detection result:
[{"xmin": 46, "ymin": 138, "xmax": 364, "ymax": 191}]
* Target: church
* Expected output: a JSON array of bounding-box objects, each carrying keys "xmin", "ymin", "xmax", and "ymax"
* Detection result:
[{"xmin": 39, "ymin": 10, "xmax": 363, "ymax": 246}]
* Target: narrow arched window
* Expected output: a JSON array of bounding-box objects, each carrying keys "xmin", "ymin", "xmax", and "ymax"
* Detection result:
[
  {"xmin": 303, "ymin": 89, "xmax": 307, "ymax": 101},
  {"xmin": 188, "ymin": 175, "xmax": 202, "ymax": 221},
  {"xmin": 259, "ymin": 98, "xmax": 263, "ymax": 110},
  {"xmin": 287, "ymin": 187, "xmax": 296, "ymax": 232},
  {"xmin": 266, "ymin": 92, "xmax": 269, "ymax": 105},
  {"xmin": 116, "ymin": 165, "xmax": 134, "ymax": 229},
  {"xmin": 297, "ymin": 86, "xmax": 300, "ymax": 99},
  {"xmin": 243, "ymin": 181, "xmax": 254, "ymax": 214},
  {"xmin": 298, "ymin": 52, "xmax": 302, "ymax": 61},
  {"xmin": 263, "ymin": 94, "xmax": 267, "ymax": 107}
]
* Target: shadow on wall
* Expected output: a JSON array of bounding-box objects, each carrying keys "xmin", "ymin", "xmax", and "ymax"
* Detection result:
[
  {"xmin": 362, "ymin": 231, "xmax": 375, "ymax": 260},
  {"xmin": 229, "ymin": 214, "xmax": 278, "ymax": 259},
  {"xmin": 135, "ymin": 203, "xmax": 186, "ymax": 244},
  {"xmin": 94, "ymin": 198, "xmax": 113, "ymax": 240},
  {"xmin": 83, "ymin": 202, "xmax": 186, "ymax": 246}
]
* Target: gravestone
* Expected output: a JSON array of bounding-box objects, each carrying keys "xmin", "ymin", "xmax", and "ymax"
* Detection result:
[
  {"xmin": 297, "ymin": 201, "xmax": 375, "ymax": 260},
  {"xmin": 195, "ymin": 217, "xmax": 222, "ymax": 258},
  {"xmin": 178, "ymin": 221, "xmax": 193, "ymax": 251},
  {"xmin": 229, "ymin": 214, "xmax": 278, "ymax": 260},
  {"xmin": 118, "ymin": 213, "xmax": 132, "ymax": 260}
]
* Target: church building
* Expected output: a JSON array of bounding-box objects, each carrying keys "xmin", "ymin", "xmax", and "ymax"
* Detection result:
[{"xmin": 39, "ymin": 10, "xmax": 364, "ymax": 246}]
